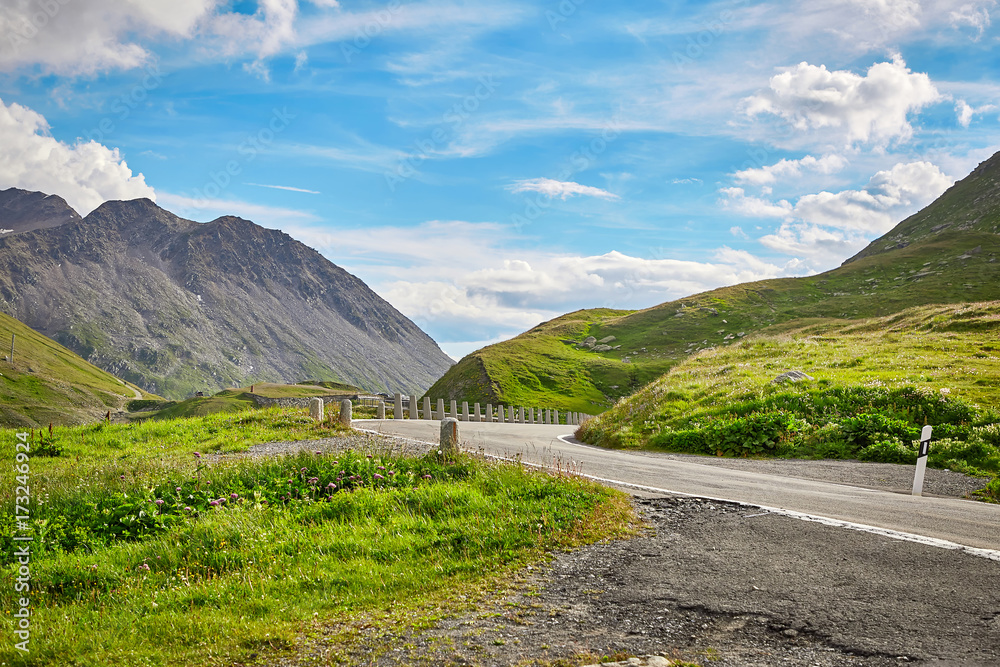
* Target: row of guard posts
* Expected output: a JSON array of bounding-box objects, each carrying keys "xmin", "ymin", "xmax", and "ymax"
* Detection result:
[{"xmin": 384, "ymin": 394, "xmax": 591, "ymax": 426}]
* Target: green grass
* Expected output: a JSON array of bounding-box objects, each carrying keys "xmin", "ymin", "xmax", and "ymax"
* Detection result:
[
  {"xmin": 0, "ymin": 410, "xmax": 635, "ymax": 665},
  {"xmin": 0, "ymin": 313, "xmax": 155, "ymax": 428},
  {"xmin": 577, "ymin": 303, "xmax": 1000, "ymax": 500}
]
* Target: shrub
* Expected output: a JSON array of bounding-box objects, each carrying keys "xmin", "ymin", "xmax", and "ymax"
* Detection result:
[
  {"xmin": 840, "ymin": 413, "xmax": 918, "ymax": 450},
  {"xmin": 858, "ymin": 439, "xmax": 918, "ymax": 465}
]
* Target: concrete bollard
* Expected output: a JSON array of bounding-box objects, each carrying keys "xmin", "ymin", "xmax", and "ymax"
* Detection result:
[
  {"xmin": 461, "ymin": 401, "xmax": 469, "ymax": 422},
  {"xmin": 518, "ymin": 407, "xmax": 525, "ymax": 423},
  {"xmin": 339, "ymin": 399, "xmax": 352, "ymax": 427},
  {"xmin": 528, "ymin": 408, "xmax": 534, "ymax": 424},
  {"xmin": 497, "ymin": 405, "xmax": 505, "ymax": 423},
  {"xmin": 376, "ymin": 400, "xmax": 385, "ymax": 419},
  {"xmin": 450, "ymin": 399, "xmax": 458, "ymax": 419},
  {"xmin": 410, "ymin": 395, "xmax": 419, "ymax": 419},
  {"xmin": 509, "ymin": 406, "xmax": 515, "ymax": 422},
  {"xmin": 437, "ymin": 398, "xmax": 445, "ymax": 420},
  {"xmin": 423, "ymin": 396, "xmax": 432, "ymax": 420},
  {"xmin": 309, "ymin": 397, "xmax": 324, "ymax": 421},
  {"xmin": 553, "ymin": 409, "xmax": 559, "ymax": 425},
  {"xmin": 440, "ymin": 418, "xmax": 460, "ymax": 455},
  {"xmin": 485, "ymin": 403, "xmax": 493, "ymax": 422},
  {"xmin": 474, "ymin": 403, "xmax": 481, "ymax": 422}
]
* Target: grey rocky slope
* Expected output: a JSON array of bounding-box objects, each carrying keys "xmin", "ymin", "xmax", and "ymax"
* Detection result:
[
  {"xmin": 0, "ymin": 195, "xmax": 453, "ymax": 398},
  {"xmin": 0, "ymin": 187, "xmax": 81, "ymax": 235}
]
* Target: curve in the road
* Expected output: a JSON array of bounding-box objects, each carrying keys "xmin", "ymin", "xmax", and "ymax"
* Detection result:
[{"xmin": 359, "ymin": 420, "xmax": 1000, "ymax": 558}]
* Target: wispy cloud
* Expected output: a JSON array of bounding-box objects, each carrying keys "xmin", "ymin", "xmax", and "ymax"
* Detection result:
[
  {"xmin": 246, "ymin": 183, "xmax": 320, "ymax": 194},
  {"xmin": 507, "ymin": 178, "xmax": 619, "ymax": 200}
]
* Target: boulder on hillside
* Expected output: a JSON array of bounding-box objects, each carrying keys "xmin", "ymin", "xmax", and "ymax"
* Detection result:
[{"xmin": 772, "ymin": 370, "xmax": 814, "ymax": 384}]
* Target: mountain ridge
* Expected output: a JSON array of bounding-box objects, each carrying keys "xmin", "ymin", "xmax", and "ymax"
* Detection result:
[
  {"xmin": 0, "ymin": 187, "xmax": 81, "ymax": 236},
  {"xmin": 0, "ymin": 195, "xmax": 453, "ymax": 398}
]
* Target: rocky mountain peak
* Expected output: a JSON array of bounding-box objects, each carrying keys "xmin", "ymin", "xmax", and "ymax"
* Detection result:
[{"xmin": 0, "ymin": 187, "xmax": 81, "ymax": 235}]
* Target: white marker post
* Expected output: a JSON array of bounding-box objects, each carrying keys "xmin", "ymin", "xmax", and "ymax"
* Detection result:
[{"xmin": 912, "ymin": 425, "xmax": 933, "ymax": 496}]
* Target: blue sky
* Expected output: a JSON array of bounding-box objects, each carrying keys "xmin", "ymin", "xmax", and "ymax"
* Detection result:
[{"xmin": 1, "ymin": 0, "xmax": 999, "ymax": 359}]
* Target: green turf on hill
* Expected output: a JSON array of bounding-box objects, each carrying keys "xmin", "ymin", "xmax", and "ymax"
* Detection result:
[
  {"xmin": 0, "ymin": 312, "xmax": 154, "ymax": 427},
  {"xmin": 575, "ymin": 302, "xmax": 1000, "ymax": 500},
  {"xmin": 425, "ymin": 152, "xmax": 1000, "ymax": 413}
]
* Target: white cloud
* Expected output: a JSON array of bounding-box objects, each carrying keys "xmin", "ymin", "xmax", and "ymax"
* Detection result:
[
  {"xmin": 759, "ymin": 223, "xmax": 872, "ymax": 265},
  {"xmin": 719, "ymin": 187, "xmax": 794, "ymax": 218},
  {"xmin": 725, "ymin": 160, "xmax": 952, "ymax": 232},
  {"xmin": 246, "ymin": 183, "xmax": 320, "ymax": 194},
  {"xmin": 507, "ymin": 178, "xmax": 619, "ymax": 200},
  {"xmin": 793, "ymin": 161, "xmax": 953, "ymax": 232},
  {"xmin": 743, "ymin": 55, "xmax": 941, "ymax": 147},
  {"xmin": 955, "ymin": 99, "xmax": 997, "ymax": 127},
  {"xmin": 0, "ymin": 0, "xmax": 216, "ymax": 76},
  {"xmin": 0, "ymin": 97, "xmax": 154, "ymax": 215},
  {"xmin": 734, "ymin": 154, "xmax": 849, "ymax": 186},
  {"xmin": 950, "ymin": 1, "xmax": 994, "ymax": 38},
  {"xmin": 730, "ymin": 226, "xmax": 750, "ymax": 240},
  {"xmin": 723, "ymin": 160, "xmax": 954, "ymax": 265}
]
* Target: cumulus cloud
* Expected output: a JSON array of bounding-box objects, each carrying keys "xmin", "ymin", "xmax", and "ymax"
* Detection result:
[
  {"xmin": 722, "ymin": 160, "xmax": 954, "ymax": 265},
  {"xmin": 725, "ymin": 160, "xmax": 952, "ymax": 232},
  {"xmin": 0, "ymin": 0, "xmax": 313, "ymax": 78},
  {"xmin": 743, "ymin": 55, "xmax": 941, "ymax": 147},
  {"xmin": 759, "ymin": 223, "xmax": 872, "ymax": 264},
  {"xmin": 719, "ymin": 188, "xmax": 794, "ymax": 218},
  {"xmin": 507, "ymin": 178, "xmax": 619, "ymax": 200},
  {"xmin": 0, "ymin": 0, "xmax": 214, "ymax": 75},
  {"xmin": 734, "ymin": 154, "xmax": 849, "ymax": 186},
  {"xmin": 0, "ymin": 97, "xmax": 154, "ymax": 215},
  {"xmin": 793, "ymin": 161, "xmax": 953, "ymax": 232}
]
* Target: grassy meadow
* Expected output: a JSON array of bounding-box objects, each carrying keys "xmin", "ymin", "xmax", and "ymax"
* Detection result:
[{"xmin": 0, "ymin": 408, "xmax": 635, "ymax": 665}]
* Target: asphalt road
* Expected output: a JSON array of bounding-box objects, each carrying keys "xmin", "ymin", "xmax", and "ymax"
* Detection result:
[{"xmin": 362, "ymin": 419, "xmax": 1000, "ymax": 553}]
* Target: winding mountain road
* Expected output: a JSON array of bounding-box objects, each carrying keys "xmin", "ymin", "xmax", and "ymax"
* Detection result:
[{"xmin": 363, "ymin": 420, "xmax": 1000, "ymax": 554}]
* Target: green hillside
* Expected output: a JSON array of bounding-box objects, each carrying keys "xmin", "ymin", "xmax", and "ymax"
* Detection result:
[
  {"xmin": 0, "ymin": 312, "xmax": 154, "ymax": 427},
  {"xmin": 576, "ymin": 302, "xmax": 1000, "ymax": 500},
  {"xmin": 425, "ymin": 152, "xmax": 1000, "ymax": 413}
]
